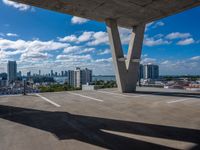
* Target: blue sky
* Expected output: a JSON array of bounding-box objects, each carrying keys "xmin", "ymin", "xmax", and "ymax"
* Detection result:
[{"xmin": 0, "ymin": 0, "xmax": 200, "ymax": 75}]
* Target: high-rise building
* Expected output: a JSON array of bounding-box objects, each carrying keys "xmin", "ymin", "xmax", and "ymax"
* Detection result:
[
  {"xmin": 7, "ymin": 61, "xmax": 17, "ymax": 83},
  {"xmin": 142, "ymin": 64, "xmax": 159, "ymax": 79},
  {"xmin": 61, "ymin": 71, "xmax": 64, "ymax": 77},
  {"xmin": 17, "ymin": 71, "xmax": 22, "ymax": 78},
  {"xmin": 68, "ymin": 68, "xmax": 92, "ymax": 88},
  {"xmin": 82, "ymin": 68, "xmax": 92, "ymax": 85},
  {"xmin": 139, "ymin": 64, "xmax": 144, "ymax": 79},
  {"xmin": 39, "ymin": 70, "xmax": 41, "ymax": 76},
  {"xmin": 65, "ymin": 71, "xmax": 68, "ymax": 76},
  {"xmin": 68, "ymin": 70, "xmax": 75, "ymax": 87},
  {"xmin": 27, "ymin": 71, "xmax": 31, "ymax": 78},
  {"xmin": 51, "ymin": 70, "xmax": 54, "ymax": 77}
]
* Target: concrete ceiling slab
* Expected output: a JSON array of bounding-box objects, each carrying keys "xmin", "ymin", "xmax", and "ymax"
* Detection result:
[{"xmin": 11, "ymin": 0, "xmax": 200, "ymax": 27}]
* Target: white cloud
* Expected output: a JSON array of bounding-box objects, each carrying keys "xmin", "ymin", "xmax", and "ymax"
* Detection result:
[
  {"xmin": 2, "ymin": 0, "xmax": 31, "ymax": 11},
  {"xmin": 6, "ymin": 33, "xmax": 18, "ymax": 37},
  {"xmin": 177, "ymin": 38, "xmax": 195, "ymax": 45},
  {"xmin": 94, "ymin": 58, "xmax": 112, "ymax": 63},
  {"xmin": 78, "ymin": 31, "xmax": 93, "ymax": 42},
  {"xmin": 145, "ymin": 21, "xmax": 164, "ymax": 31},
  {"xmin": 87, "ymin": 31, "xmax": 109, "ymax": 46},
  {"xmin": 63, "ymin": 46, "xmax": 82, "ymax": 54},
  {"xmin": 152, "ymin": 21, "xmax": 165, "ymax": 28},
  {"xmin": 20, "ymin": 52, "xmax": 51, "ymax": 61},
  {"xmin": 58, "ymin": 31, "xmax": 94, "ymax": 43},
  {"xmin": 165, "ymin": 32, "xmax": 191, "ymax": 40},
  {"xmin": 56, "ymin": 54, "xmax": 91, "ymax": 61},
  {"xmin": 71, "ymin": 16, "xmax": 89, "ymax": 24},
  {"xmin": 0, "ymin": 49, "xmax": 8, "ymax": 59},
  {"xmin": 58, "ymin": 35, "xmax": 77, "ymax": 42},
  {"xmin": 98, "ymin": 49, "xmax": 111, "ymax": 55},
  {"xmin": 161, "ymin": 60, "xmax": 170, "ymax": 65},
  {"xmin": 141, "ymin": 57, "xmax": 157, "ymax": 64},
  {"xmin": 59, "ymin": 31, "xmax": 109, "ymax": 46},
  {"xmin": 144, "ymin": 36, "xmax": 171, "ymax": 46},
  {"xmin": 0, "ymin": 38, "xmax": 69, "ymax": 54},
  {"xmin": 190, "ymin": 56, "xmax": 200, "ymax": 61},
  {"xmin": 77, "ymin": 48, "xmax": 95, "ymax": 54}
]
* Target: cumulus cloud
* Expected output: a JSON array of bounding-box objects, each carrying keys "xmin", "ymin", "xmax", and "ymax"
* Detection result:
[
  {"xmin": 56, "ymin": 54, "xmax": 91, "ymax": 61},
  {"xmin": 98, "ymin": 49, "xmax": 111, "ymax": 55},
  {"xmin": 165, "ymin": 32, "xmax": 191, "ymax": 40},
  {"xmin": 145, "ymin": 21, "xmax": 164, "ymax": 31},
  {"xmin": 6, "ymin": 33, "xmax": 18, "ymax": 37},
  {"xmin": 0, "ymin": 38, "xmax": 69, "ymax": 54},
  {"xmin": 190, "ymin": 56, "xmax": 200, "ymax": 61},
  {"xmin": 144, "ymin": 35, "xmax": 171, "ymax": 46},
  {"xmin": 177, "ymin": 38, "xmax": 195, "ymax": 45},
  {"xmin": 71, "ymin": 16, "xmax": 89, "ymax": 24},
  {"xmin": 2, "ymin": 0, "xmax": 31, "ymax": 11},
  {"xmin": 58, "ymin": 31, "xmax": 94, "ymax": 43},
  {"xmin": 87, "ymin": 31, "xmax": 109, "ymax": 46},
  {"xmin": 152, "ymin": 21, "xmax": 165, "ymax": 28},
  {"xmin": 58, "ymin": 35, "xmax": 77, "ymax": 42},
  {"xmin": 20, "ymin": 52, "xmax": 51, "ymax": 61},
  {"xmin": 59, "ymin": 31, "xmax": 108, "ymax": 46}
]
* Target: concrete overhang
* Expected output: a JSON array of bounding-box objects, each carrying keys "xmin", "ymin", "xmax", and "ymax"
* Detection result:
[{"xmin": 10, "ymin": 0, "xmax": 200, "ymax": 28}]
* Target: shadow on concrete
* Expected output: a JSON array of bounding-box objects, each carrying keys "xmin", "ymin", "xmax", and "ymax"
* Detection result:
[
  {"xmin": 0, "ymin": 105, "xmax": 200, "ymax": 150},
  {"xmin": 135, "ymin": 91, "xmax": 200, "ymax": 99}
]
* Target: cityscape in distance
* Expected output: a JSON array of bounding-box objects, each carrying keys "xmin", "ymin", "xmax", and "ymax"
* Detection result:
[{"xmin": 0, "ymin": 60, "xmax": 199, "ymax": 95}]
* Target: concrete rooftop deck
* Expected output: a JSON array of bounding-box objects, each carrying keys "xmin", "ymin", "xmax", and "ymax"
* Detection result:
[{"xmin": 0, "ymin": 87, "xmax": 200, "ymax": 150}]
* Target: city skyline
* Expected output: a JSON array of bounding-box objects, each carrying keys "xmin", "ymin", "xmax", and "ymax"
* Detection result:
[{"xmin": 0, "ymin": 1, "xmax": 200, "ymax": 75}]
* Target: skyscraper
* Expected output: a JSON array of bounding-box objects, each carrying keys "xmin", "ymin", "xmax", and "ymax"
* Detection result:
[
  {"xmin": 7, "ymin": 61, "xmax": 17, "ymax": 83},
  {"xmin": 142, "ymin": 64, "xmax": 159, "ymax": 79},
  {"xmin": 68, "ymin": 68, "xmax": 92, "ymax": 88},
  {"xmin": 51, "ymin": 70, "xmax": 54, "ymax": 77}
]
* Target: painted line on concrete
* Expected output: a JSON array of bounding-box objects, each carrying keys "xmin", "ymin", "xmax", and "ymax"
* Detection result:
[
  {"xmin": 0, "ymin": 94, "xmax": 24, "ymax": 98},
  {"xmin": 97, "ymin": 90, "xmax": 146, "ymax": 98},
  {"xmin": 36, "ymin": 94, "xmax": 61, "ymax": 107},
  {"xmin": 167, "ymin": 98, "xmax": 196, "ymax": 104},
  {"xmin": 68, "ymin": 92, "xmax": 103, "ymax": 102}
]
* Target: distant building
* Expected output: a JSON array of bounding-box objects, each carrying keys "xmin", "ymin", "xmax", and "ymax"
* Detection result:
[
  {"xmin": 0, "ymin": 77, "xmax": 7, "ymax": 87},
  {"xmin": 27, "ymin": 71, "xmax": 31, "ymax": 78},
  {"xmin": 61, "ymin": 71, "xmax": 64, "ymax": 77},
  {"xmin": 68, "ymin": 67, "xmax": 92, "ymax": 88},
  {"xmin": 140, "ymin": 64, "xmax": 159, "ymax": 79},
  {"xmin": 17, "ymin": 71, "xmax": 22, "ymax": 78},
  {"xmin": 39, "ymin": 70, "xmax": 41, "ymax": 76},
  {"xmin": 68, "ymin": 70, "xmax": 75, "ymax": 87},
  {"xmin": 139, "ymin": 64, "xmax": 144, "ymax": 79},
  {"xmin": 51, "ymin": 70, "xmax": 54, "ymax": 77},
  {"xmin": 7, "ymin": 61, "xmax": 17, "ymax": 83},
  {"xmin": 65, "ymin": 71, "xmax": 68, "ymax": 76}
]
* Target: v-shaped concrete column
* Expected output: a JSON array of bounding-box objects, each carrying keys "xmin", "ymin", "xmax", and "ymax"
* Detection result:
[{"xmin": 106, "ymin": 19, "xmax": 145, "ymax": 93}]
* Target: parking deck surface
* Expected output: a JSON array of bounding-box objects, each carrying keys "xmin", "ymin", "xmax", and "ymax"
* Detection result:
[{"xmin": 0, "ymin": 87, "xmax": 200, "ymax": 150}]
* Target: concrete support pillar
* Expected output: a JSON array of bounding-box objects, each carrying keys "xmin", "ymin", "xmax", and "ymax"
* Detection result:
[{"xmin": 106, "ymin": 19, "xmax": 145, "ymax": 93}]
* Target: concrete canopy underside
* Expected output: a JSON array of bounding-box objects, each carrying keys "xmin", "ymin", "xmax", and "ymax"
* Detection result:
[
  {"xmin": 11, "ymin": 0, "xmax": 200, "ymax": 28},
  {"xmin": 10, "ymin": 0, "xmax": 200, "ymax": 92}
]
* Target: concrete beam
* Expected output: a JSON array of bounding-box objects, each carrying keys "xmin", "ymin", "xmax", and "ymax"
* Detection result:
[
  {"xmin": 10, "ymin": 0, "xmax": 200, "ymax": 28},
  {"xmin": 106, "ymin": 19, "xmax": 145, "ymax": 93}
]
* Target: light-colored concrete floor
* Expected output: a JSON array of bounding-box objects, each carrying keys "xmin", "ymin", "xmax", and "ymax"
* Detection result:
[{"xmin": 0, "ymin": 87, "xmax": 200, "ymax": 150}]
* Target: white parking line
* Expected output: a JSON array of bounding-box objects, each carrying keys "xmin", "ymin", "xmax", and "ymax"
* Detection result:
[
  {"xmin": 167, "ymin": 98, "xmax": 196, "ymax": 104},
  {"xmin": 97, "ymin": 90, "xmax": 146, "ymax": 98},
  {"xmin": 68, "ymin": 92, "xmax": 103, "ymax": 102},
  {"xmin": 36, "ymin": 94, "xmax": 61, "ymax": 107}
]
